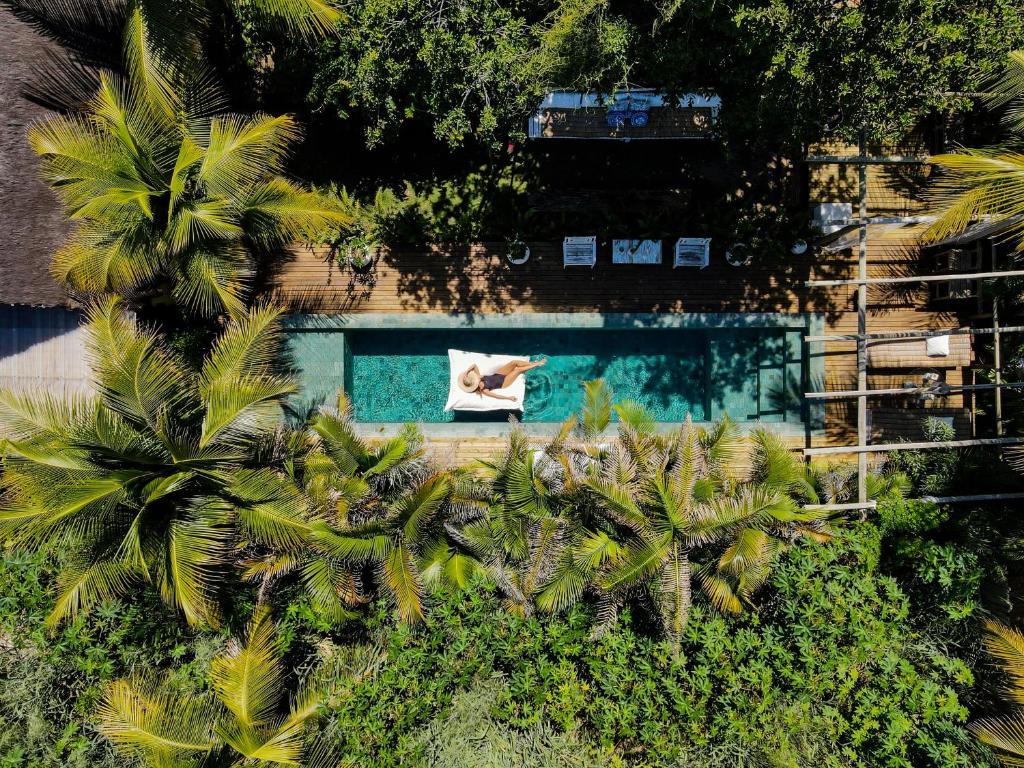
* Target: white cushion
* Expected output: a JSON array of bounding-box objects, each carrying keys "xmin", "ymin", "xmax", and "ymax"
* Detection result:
[
  {"xmin": 925, "ymin": 335, "xmax": 950, "ymax": 357},
  {"xmin": 444, "ymin": 349, "xmax": 528, "ymax": 412}
]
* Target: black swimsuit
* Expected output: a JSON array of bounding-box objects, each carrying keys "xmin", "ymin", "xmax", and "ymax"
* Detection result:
[{"xmin": 481, "ymin": 373, "xmax": 506, "ymax": 390}]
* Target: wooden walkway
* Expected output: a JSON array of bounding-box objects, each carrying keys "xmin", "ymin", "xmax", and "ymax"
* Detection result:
[{"xmin": 270, "ymin": 226, "xmax": 976, "ymax": 454}]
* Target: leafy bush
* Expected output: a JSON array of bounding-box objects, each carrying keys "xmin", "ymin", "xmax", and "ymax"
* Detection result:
[
  {"xmin": 0, "ymin": 549, "xmax": 218, "ymax": 768},
  {"xmin": 322, "ymin": 524, "xmax": 993, "ymax": 767},
  {"xmin": 411, "ymin": 677, "xmax": 609, "ymax": 767}
]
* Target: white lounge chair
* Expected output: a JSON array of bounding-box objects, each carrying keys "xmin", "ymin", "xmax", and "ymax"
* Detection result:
[
  {"xmin": 673, "ymin": 237, "xmax": 710, "ymax": 268},
  {"xmin": 563, "ymin": 236, "xmax": 597, "ymax": 268},
  {"xmin": 811, "ymin": 202, "xmax": 853, "ymax": 234},
  {"xmin": 612, "ymin": 239, "xmax": 662, "ymax": 264}
]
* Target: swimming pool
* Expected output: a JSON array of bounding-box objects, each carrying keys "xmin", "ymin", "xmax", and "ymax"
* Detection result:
[{"xmin": 285, "ymin": 313, "xmax": 823, "ymax": 431}]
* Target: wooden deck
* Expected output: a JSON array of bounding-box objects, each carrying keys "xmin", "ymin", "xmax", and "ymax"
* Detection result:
[{"xmin": 270, "ymin": 226, "xmax": 977, "ymax": 455}]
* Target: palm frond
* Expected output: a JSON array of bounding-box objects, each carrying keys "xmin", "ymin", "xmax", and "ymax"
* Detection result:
[
  {"xmin": 46, "ymin": 559, "xmax": 141, "ymax": 629},
  {"xmin": 242, "ymin": 178, "xmax": 351, "ymax": 248},
  {"xmin": 381, "ymin": 543, "xmax": 425, "ymax": 623},
  {"xmin": 987, "ymin": 50, "xmax": 1024, "ymax": 130},
  {"xmin": 199, "ymin": 114, "xmax": 299, "ymax": 196},
  {"xmin": 656, "ymin": 541, "xmax": 691, "ymax": 652},
  {"xmin": 985, "ymin": 621, "xmax": 1024, "ymax": 707},
  {"xmin": 84, "ymin": 297, "xmax": 192, "ymax": 432},
  {"xmin": 969, "ymin": 714, "xmax": 1024, "ymax": 766},
  {"xmin": 613, "ymin": 399, "xmax": 657, "ymax": 434},
  {"xmin": 211, "ymin": 607, "xmax": 284, "ymax": 730},
  {"xmin": 171, "ymin": 244, "xmax": 252, "ymax": 318},
  {"xmin": 310, "ymin": 409, "xmax": 369, "ymax": 476},
  {"xmin": 924, "ymin": 149, "xmax": 1024, "ymax": 248},
  {"xmin": 580, "ymin": 379, "xmax": 611, "ymax": 437},
  {"xmin": 230, "ymin": 469, "xmax": 311, "ymax": 550},
  {"xmin": 162, "ymin": 499, "xmax": 231, "ymax": 627},
  {"xmin": 394, "ymin": 474, "xmax": 451, "ymax": 542},
  {"xmin": 97, "ymin": 677, "xmax": 218, "ymax": 764},
  {"xmin": 244, "ymin": 0, "xmax": 342, "ymax": 38}
]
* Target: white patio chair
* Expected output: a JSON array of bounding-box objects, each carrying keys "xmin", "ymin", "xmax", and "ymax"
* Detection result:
[
  {"xmin": 563, "ymin": 236, "xmax": 597, "ymax": 268},
  {"xmin": 613, "ymin": 239, "xmax": 662, "ymax": 265},
  {"xmin": 673, "ymin": 237, "xmax": 710, "ymax": 268}
]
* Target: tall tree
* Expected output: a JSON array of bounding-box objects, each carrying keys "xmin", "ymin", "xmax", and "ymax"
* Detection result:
[
  {"xmin": 29, "ymin": 42, "xmax": 349, "ymax": 317},
  {"xmin": 0, "ymin": 298, "xmax": 305, "ymax": 627},
  {"xmin": 926, "ymin": 51, "xmax": 1024, "ymax": 248}
]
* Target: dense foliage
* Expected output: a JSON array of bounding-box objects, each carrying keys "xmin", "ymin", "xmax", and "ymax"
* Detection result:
[
  {"xmin": 301, "ymin": 0, "xmax": 1024, "ymax": 148},
  {"xmin": 316, "ymin": 525, "xmax": 992, "ymax": 767}
]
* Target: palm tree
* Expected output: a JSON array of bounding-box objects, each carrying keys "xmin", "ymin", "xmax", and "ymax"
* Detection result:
[
  {"xmin": 28, "ymin": 27, "xmax": 349, "ymax": 318},
  {"xmin": 0, "ymin": 298, "xmax": 306, "ymax": 628},
  {"xmin": 244, "ymin": 395, "xmax": 489, "ymax": 624},
  {"xmin": 98, "ymin": 608, "xmax": 379, "ymax": 767},
  {"xmin": 969, "ymin": 620, "xmax": 1024, "ymax": 765},
  {"xmin": 467, "ymin": 381, "xmax": 833, "ymax": 650},
  {"xmin": 30, "ymin": 67, "xmax": 348, "ymax": 318},
  {"xmin": 925, "ymin": 51, "xmax": 1024, "ymax": 247},
  {"xmin": 539, "ymin": 406, "xmax": 834, "ymax": 650}
]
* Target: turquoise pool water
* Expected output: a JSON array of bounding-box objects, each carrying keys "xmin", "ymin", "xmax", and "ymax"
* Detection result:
[{"xmin": 287, "ymin": 322, "xmax": 809, "ymax": 425}]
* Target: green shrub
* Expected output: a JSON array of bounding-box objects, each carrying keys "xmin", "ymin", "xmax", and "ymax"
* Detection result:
[
  {"xmin": 322, "ymin": 524, "xmax": 993, "ymax": 767},
  {"xmin": 0, "ymin": 550, "xmax": 219, "ymax": 768}
]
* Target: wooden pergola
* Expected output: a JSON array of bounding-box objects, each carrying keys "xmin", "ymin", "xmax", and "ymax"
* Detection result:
[{"xmin": 802, "ymin": 141, "xmax": 1023, "ymax": 509}]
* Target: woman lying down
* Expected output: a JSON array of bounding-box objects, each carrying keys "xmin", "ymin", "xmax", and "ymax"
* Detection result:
[{"xmin": 458, "ymin": 358, "xmax": 546, "ymax": 402}]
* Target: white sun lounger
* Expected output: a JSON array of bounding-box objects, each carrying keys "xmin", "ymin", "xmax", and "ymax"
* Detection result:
[
  {"xmin": 563, "ymin": 236, "xmax": 597, "ymax": 268},
  {"xmin": 612, "ymin": 239, "xmax": 662, "ymax": 264},
  {"xmin": 673, "ymin": 237, "xmax": 711, "ymax": 268}
]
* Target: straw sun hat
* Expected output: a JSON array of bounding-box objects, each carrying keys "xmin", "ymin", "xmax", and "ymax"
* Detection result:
[{"xmin": 459, "ymin": 368, "xmax": 482, "ymax": 393}]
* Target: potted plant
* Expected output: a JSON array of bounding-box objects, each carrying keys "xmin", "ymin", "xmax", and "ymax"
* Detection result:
[
  {"xmin": 343, "ymin": 229, "xmax": 378, "ymax": 271},
  {"xmin": 505, "ymin": 237, "xmax": 530, "ymax": 265}
]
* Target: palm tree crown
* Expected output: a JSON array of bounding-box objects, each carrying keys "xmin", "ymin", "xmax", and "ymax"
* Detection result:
[
  {"xmin": 926, "ymin": 51, "xmax": 1024, "ymax": 247},
  {"xmin": 0, "ymin": 298, "xmax": 303, "ymax": 627},
  {"xmin": 98, "ymin": 608, "xmax": 379, "ymax": 767},
  {"xmin": 969, "ymin": 620, "xmax": 1024, "ymax": 765},
  {"xmin": 29, "ymin": 32, "xmax": 349, "ymax": 317}
]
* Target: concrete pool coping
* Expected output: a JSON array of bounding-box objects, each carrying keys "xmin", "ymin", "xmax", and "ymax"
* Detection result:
[
  {"xmin": 285, "ymin": 311, "xmax": 826, "ymax": 438},
  {"xmin": 285, "ymin": 311, "xmax": 825, "ymax": 332}
]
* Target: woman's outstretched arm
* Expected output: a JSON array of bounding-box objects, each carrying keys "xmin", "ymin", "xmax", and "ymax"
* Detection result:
[{"xmin": 481, "ymin": 389, "xmax": 518, "ymax": 402}]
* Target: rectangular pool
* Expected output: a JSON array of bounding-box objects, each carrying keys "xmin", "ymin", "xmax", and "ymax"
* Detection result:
[{"xmin": 285, "ymin": 313, "xmax": 823, "ymax": 431}]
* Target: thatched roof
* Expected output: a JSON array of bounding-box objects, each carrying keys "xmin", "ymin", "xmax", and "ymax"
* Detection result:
[{"xmin": 0, "ymin": 8, "xmax": 71, "ymax": 307}]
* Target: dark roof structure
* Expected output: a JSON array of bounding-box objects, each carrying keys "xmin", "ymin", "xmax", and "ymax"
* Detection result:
[{"xmin": 0, "ymin": 8, "xmax": 70, "ymax": 307}]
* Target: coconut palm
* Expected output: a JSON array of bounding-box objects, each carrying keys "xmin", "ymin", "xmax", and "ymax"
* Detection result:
[
  {"xmin": 476, "ymin": 381, "xmax": 832, "ymax": 650},
  {"xmin": 925, "ymin": 51, "xmax": 1024, "ymax": 247},
  {"xmin": 98, "ymin": 607, "xmax": 379, "ymax": 767},
  {"xmin": 0, "ymin": 297, "xmax": 306, "ymax": 628},
  {"xmin": 28, "ymin": 32, "xmax": 349, "ymax": 318},
  {"xmin": 587, "ymin": 418, "xmax": 833, "ymax": 650},
  {"xmin": 969, "ymin": 620, "xmax": 1024, "ymax": 765},
  {"xmin": 244, "ymin": 395, "xmax": 490, "ymax": 624}
]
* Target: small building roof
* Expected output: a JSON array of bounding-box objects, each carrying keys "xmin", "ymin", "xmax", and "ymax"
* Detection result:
[
  {"xmin": 0, "ymin": 9, "xmax": 71, "ymax": 307},
  {"xmin": 528, "ymin": 89, "xmax": 720, "ymax": 140}
]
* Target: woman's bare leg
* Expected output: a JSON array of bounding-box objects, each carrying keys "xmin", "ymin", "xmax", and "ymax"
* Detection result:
[
  {"xmin": 501, "ymin": 369, "xmax": 526, "ymax": 388},
  {"xmin": 494, "ymin": 359, "xmax": 536, "ymax": 376}
]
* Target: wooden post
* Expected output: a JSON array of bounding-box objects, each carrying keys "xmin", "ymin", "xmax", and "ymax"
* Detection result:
[
  {"xmin": 994, "ymin": 249, "xmax": 1004, "ymax": 435},
  {"xmin": 857, "ymin": 133, "xmax": 868, "ymax": 504}
]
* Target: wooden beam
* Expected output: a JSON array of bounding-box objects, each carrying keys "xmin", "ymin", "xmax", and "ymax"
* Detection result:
[
  {"xmin": 807, "ymin": 269, "xmax": 1024, "ymax": 288},
  {"xmin": 920, "ymin": 492, "xmax": 1024, "ymax": 504},
  {"xmin": 856, "ymin": 133, "xmax": 868, "ymax": 504},
  {"xmin": 805, "ymin": 325, "xmax": 1024, "ymax": 343},
  {"xmin": 805, "ymin": 155, "xmax": 929, "ymax": 164},
  {"xmin": 804, "ymin": 437, "xmax": 1024, "ymax": 457},
  {"xmin": 805, "ymin": 382, "xmax": 1024, "ymax": 399},
  {"xmin": 803, "ymin": 501, "xmax": 878, "ymax": 511}
]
